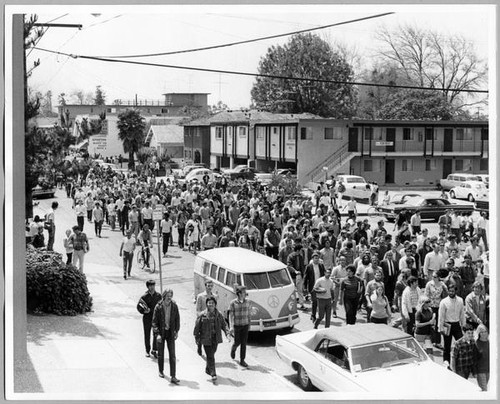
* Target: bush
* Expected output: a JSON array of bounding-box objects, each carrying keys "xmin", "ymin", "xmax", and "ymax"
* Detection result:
[
  {"xmin": 26, "ymin": 248, "xmax": 93, "ymax": 315},
  {"xmin": 269, "ymin": 173, "xmax": 302, "ymax": 196}
]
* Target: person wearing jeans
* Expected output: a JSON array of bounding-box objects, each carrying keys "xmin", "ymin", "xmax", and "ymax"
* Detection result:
[
  {"xmin": 438, "ymin": 283, "xmax": 466, "ymax": 365},
  {"xmin": 193, "ymin": 297, "xmax": 230, "ymax": 382},
  {"xmin": 152, "ymin": 289, "xmax": 180, "ymax": 384},
  {"xmin": 229, "ymin": 286, "xmax": 251, "ymax": 368},
  {"xmin": 120, "ymin": 231, "xmax": 136, "ymax": 279}
]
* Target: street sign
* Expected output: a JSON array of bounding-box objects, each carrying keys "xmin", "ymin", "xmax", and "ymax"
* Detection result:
[
  {"xmin": 153, "ymin": 204, "xmax": 164, "ymax": 221},
  {"xmin": 375, "ymin": 141, "xmax": 394, "ymax": 146}
]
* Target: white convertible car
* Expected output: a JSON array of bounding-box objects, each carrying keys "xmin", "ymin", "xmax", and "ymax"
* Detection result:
[{"xmin": 276, "ymin": 324, "xmax": 480, "ymax": 396}]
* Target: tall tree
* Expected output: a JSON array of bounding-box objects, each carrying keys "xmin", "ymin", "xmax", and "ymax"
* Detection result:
[
  {"xmin": 94, "ymin": 85, "xmax": 106, "ymax": 105},
  {"xmin": 375, "ymin": 24, "xmax": 488, "ymax": 111},
  {"xmin": 116, "ymin": 109, "xmax": 146, "ymax": 170},
  {"xmin": 251, "ymin": 33, "xmax": 357, "ymax": 117}
]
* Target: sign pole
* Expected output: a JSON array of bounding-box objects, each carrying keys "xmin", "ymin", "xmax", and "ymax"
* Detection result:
[
  {"xmin": 152, "ymin": 204, "xmax": 165, "ymax": 293},
  {"xmin": 157, "ymin": 221, "xmax": 163, "ymax": 293}
]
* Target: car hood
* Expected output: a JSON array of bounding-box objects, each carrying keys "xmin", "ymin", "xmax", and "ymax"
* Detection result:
[{"xmin": 353, "ymin": 361, "xmax": 480, "ymax": 397}]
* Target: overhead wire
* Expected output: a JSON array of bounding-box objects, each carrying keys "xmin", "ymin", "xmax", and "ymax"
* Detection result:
[
  {"xmin": 91, "ymin": 12, "xmax": 395, "ymax": 59},
  {"xmin": 32, "ymin": 47, "xmax": 489, "ymax": 94}
]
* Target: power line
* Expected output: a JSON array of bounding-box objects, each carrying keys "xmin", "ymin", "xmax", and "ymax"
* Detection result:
[
  {"xmin": 92, "ymin": 12, "xmax": 395, "ymax": 59},
  {"xmin": 33, "ymin": 47, "xmax": 489, "ymax": 94}
]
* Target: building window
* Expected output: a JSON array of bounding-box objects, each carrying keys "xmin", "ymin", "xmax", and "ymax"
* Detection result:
[
  {"xmin": 300, "ymin": 127, "xmax": 312, "ymax": 140},
  {"xmin": 272, "ymin": 127, "xmax": 278, "ymax": 134},
  {"xmin": 285, "ymin": 126, "xmax": 296, "ymax": 142},
  {"xmin": 402, "ymin": 159, "xmax": 413, "ymax": 172},
  {"xmin": 455, "ymin": 159, "xmax": 463, "ymax": 171},
  {"xmin": 238, "ymin": 126, "xmax": 247, "ymax": 138},
  {"xmin": 256, "ymin": 127, "xmax": 265, "ymax": 139},
  {"xmin": 324, "ymin": 127, "xmax": 341, "ymax": 140},
  {"xmin": 403, "ymin": 128, "xmax": 413, "ymax": 140},
  {"xmin": 456, "ymin": 128, "xmax": 473, "ymax": 141},
  {"xmin": 215, "ymin": 126, "xmax": 223, "ymax": 139},
  {"xmin": 425, "ymin": 159, "xmax": 437, "ymax": 171},
  {"xmin": 364, "ymin": 127, "xmax": 373, "ymax": 140},
  {"xmin": 364, "ymin": 160, "xmax": 373, "ymax": 172},
  {"xmin": 480, "ymin": 158, "xmax": 488, "ymax": 171},
  {"xmin": 161, "ymin": 108, "xmax": 169, "ymax": 113}
]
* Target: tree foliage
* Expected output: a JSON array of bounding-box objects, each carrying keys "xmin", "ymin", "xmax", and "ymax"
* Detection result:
[
  {"xmin": 376, "ymin": 89, "xmax": 455, "ymax": 120},
  {"xmin": 94, "ymin": 85, "xmax": 106, "ymax": 105},
  {"xmin": 251, "ymin": 33, "xmax": 357, "ymax": 117},
  {"xmin": 26, "ymin": 248, "xmax": 93, "ymax": 315},
  {"xmin": 117, "ymin": 109, "xmax": 146, "ymax": 170},
  {"xmin": 375, "ymin": 24, "xmax": 488, "ymax": 111}
]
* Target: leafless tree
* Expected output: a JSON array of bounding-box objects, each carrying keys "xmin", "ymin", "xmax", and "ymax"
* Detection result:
[{"xmin": 375, "ymin": 24, "xmax": 488, "ymax": 109}]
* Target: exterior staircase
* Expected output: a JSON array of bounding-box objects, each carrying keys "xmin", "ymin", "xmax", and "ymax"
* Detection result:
[{"xmin": 304, "ymin": 143, "xmax": 357, "ymax": 187}]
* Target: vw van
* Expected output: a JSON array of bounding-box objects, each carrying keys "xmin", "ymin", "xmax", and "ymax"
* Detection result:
[{"xmin": 194, "ymin": 247, "xmax": 300, "ymax": 332}]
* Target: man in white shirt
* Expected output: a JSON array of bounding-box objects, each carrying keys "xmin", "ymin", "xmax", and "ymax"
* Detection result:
[
  {"xmin": 200, "ymin": 226, "xmax": 218, "ymax": 251},
  {"xmin": 438, "ymin": 283, "xmax": 466, "ymax": 365},
  {"xmin": 476, "ymin": 212, "xmax": 488, "ymax": 251},
  {"xmin": 423, "ymin": 243, "xmax": 445, "ymax": 281},
  {"xmin": 313, "ymin": 269, "xmax": 335, "ymax": 329},
  {"xmin": 119, "ymin": 230, "xmax": 136, "ymax": 279},
  {"xmin": 160, "ymin": 213, "xmax": 173, "ymax": 256},
  {"xmin": 75, "ymin": 199, "xmax": 87, "ymax": 231}
]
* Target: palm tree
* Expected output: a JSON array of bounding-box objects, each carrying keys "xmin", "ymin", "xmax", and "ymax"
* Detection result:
[{"xmin": 116, "ymin": 109, "xmax": 146, "ymax": 170}]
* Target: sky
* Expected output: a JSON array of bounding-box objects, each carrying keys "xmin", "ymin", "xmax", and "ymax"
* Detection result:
[{"xmin": 11, "ymin": 4, "xmax": 494, "ymax": 111}]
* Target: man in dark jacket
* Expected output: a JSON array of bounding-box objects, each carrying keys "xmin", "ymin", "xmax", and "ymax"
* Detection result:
[
  {"xmin": 303, "ymin": 252, "xmax": 326, "ymax": 322},
  {"xmin": 287, "ymin": 244, "xmax": 306, "ymax": 310},
  {"xmin": 152, "ymin": 289, "xmax": 180, "ymax": 383},
  {"xmin": 380, "ymin": 250, "xmax": 399, "ymax": 305},
  {"xmin": 137, "ymin": 280, "xmax": 162, "ymax": 358}
]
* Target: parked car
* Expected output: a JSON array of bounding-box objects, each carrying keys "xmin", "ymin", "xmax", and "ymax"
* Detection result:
[
  {"xmin": 223, "ymin": 165, "xmax": 258, "ymax": 180},
  {"xmin": 185, "ymin": 168, "xmax": 215, "ymax": 183},
  {"xmin": 254, "ymin": 168, "xmax": 297, "ymax": 185},
  {"xmin": 182, "ymin": 164, "xmax": 207, "ymax": 177},
  {"xmin": 439, "ymin": 173, "xmax": 481, "ymax": 191},
  {"xmin": 388, "ymin": 193, "xmax": 422, "ymax": 205},
  {"xmin": 335, "ymin": 175, "xmax": 372, "ymax": 200},
  {"xmin": 449, "ymin": 181, "xmax": 488, "ymax": 202},
  {"xmin": 475, "ymin": 197, "xmax": 489, "ymax": 212},
  {"xmin": 32, "ymin": 184, "xmax": 56, "ymax": 199},
  {"xmin": 275, "ymin": 324, "xmax": 480, "ymax": 394},
  {"xmin": 475, "ymin": 174, "xmax": 489, "ymax": 188},
  {"xmin": 376, "ymin": 197, "xmax": 474, "ymax": 222}
]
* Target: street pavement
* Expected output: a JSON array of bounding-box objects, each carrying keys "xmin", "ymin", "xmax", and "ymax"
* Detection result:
[{"xmin": 14, "ymin": 186, "xmax": 484, "ymax": 397}]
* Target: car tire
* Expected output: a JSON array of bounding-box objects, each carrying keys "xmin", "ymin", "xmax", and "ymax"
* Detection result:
[
  {"xmin": 468, "ymin": 194, "xmax": 475, "ymax": 202},
  {"xmin": 449, "ymin": 191, "xmax": 456, "ymax": 199},
  {"xmin": 297, "ymin": 364, "xmax": 314, "ymax": 391}
]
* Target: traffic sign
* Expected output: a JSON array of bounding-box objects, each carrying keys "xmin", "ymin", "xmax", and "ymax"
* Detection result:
[{"xmin": 153, "ymin": 204, "xmax": 165, "ymax": 221}]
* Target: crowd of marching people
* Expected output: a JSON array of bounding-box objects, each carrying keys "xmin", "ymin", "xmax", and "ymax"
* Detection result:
[{"xmin": 33, "ymin": 159, "xmax": 490, "ymax": 389}]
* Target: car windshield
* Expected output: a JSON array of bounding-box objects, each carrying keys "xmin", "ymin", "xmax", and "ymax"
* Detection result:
[
  {"xmin": 345, "ymin": 177, "xmax": 365, "ymax": 184},
  {"xmin": 243, "ymin": 269, "xmax": 291, "ymax": 290},
  {"xmin": 350, "ymin": 338, "xmax": 427, "ymax": 373}
]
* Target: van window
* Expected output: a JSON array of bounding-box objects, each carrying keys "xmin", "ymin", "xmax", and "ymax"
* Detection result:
[
  {"xmin": 244, "ymin": 273, "xmax": 271, "ymax": 290},
  {"xmin": 203, "ymin": 261, "xmax": 210, "ymax": 275},
  {"xmin": 269, "ymin": 269, "xmax": 292, "ymax": 287},
  {"xmin": 210, "ymin": 264, "xmax": 218, "ymax": 279},
  {"xmin": 225, "ymin": 271, "xmax": 236, "ymax": 287},
  {"xmin": 218, "ymin": 267, "xmax": 226, "ymax": 283}
]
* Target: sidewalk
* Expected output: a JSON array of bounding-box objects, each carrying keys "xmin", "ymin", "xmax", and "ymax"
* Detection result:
[{"xmin": 16, "ymin": 262, "xmax": 298, "ymax": 399}]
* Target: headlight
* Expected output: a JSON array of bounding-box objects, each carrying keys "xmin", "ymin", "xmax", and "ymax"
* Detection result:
[
  {"xmin": 250, "ymin": 306, "xmax": 259, "ymax": 316},
  {"xmin": 290, "ymin": 292, "xmax": 296, "ymax": 300}
]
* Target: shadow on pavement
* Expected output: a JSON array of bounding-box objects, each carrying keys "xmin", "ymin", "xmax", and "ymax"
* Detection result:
[
  {"xmin": 14, "ymin": 352, "xmax": 44, "ymax": 393},
  {"xmin": 27, "ymin": 313, "xmax": 118, "ymax": 344}
]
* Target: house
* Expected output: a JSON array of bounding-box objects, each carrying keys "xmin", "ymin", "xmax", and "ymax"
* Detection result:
[{"xmin": 145, "ymin": 123, "xmax": 184, "ymax": 160}]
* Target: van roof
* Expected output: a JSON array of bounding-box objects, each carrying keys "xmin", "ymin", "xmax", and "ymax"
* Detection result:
[{"xmin": 197, "ymin": 247, "xmax": 286, "ymax": 273}]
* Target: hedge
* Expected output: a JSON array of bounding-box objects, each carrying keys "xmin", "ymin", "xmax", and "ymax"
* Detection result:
[{"xmin": 26, "ymin": 248, "xmax": 93, "ymax": 315}]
